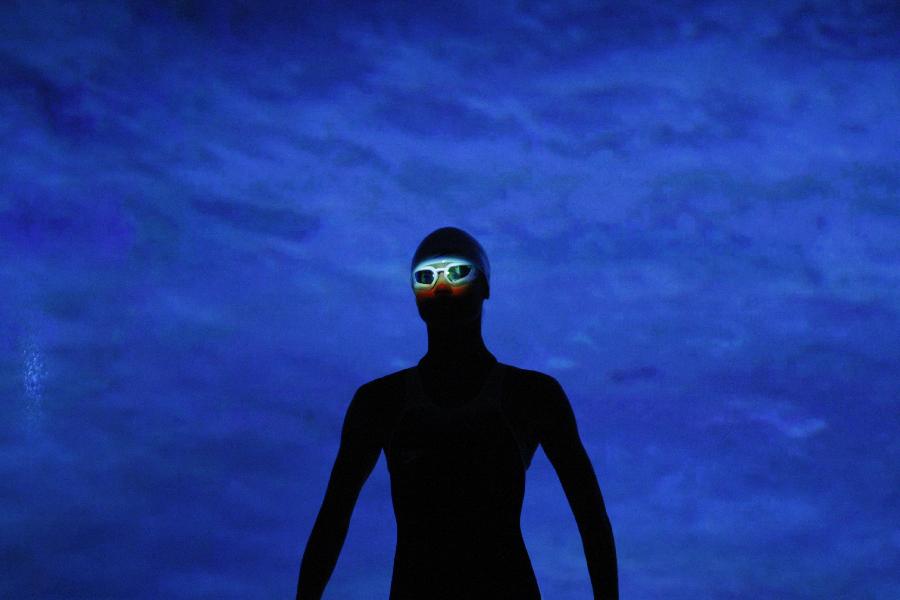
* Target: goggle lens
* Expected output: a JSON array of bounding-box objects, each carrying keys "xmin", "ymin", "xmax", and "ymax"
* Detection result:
[
  {"xmin": 447, "ymin": 264, "xmax": 472, "ymax": 281},
  {"xmin": 414, "ymin": 270, "xmax": 435, "ymax": 285}
]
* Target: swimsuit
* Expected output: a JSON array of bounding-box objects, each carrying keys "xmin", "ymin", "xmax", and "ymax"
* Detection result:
[{"xmin": 385, "ymin": 360, "xmax": 541, "ymax": 599}]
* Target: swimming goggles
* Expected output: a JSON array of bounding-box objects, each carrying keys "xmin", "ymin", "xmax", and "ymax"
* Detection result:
[{"xmin": 411, "ymin": 257, "xmax": 479, "ymax": 290}]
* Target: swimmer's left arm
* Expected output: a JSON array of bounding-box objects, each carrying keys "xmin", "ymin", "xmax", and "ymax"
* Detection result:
[{"xmin": 539, "ymin": 375, "xmax": 619, "ymax": 600}]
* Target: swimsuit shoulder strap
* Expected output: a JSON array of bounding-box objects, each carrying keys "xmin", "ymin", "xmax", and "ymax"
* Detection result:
[
  {"xmin": 410, "ymin": 360, "xmax": 507, "ymax": 409},
  {"xmin": 490, "ymin": 363, "xmax": 531, "ymax": 470},
  {"xmin": 403, "ymin": 365, "xmax": 426, "ymax": 407},
  {"xmin": 483, "ymin": 361, "xmax": 508, "ymax": 409},
  {"xmin": 385, "ymin": 367, "xmax": 423, "ymax": 458}
]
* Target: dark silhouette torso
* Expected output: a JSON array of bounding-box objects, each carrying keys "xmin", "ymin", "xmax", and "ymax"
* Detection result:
[{"xmin": 376, "ymin": 358, "xmax": 542, "ymax": 599}]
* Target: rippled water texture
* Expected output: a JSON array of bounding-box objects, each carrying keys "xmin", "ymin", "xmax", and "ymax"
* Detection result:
[{"xmin": 1, "ymin": 1, "xmax": 898, "ymax": 598}]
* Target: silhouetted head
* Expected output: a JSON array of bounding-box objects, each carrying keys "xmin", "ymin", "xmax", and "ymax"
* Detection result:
[{"xmin": 411, "ymin": 227, "xmax": 490, "ymax": 326}]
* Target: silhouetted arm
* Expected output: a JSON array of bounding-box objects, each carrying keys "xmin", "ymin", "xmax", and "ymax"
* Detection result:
[
  {"xmin": 539, "ymin": 376, "xmax": 619, "ymax": 600},
  {"xmin": 296, "ymin": 385, "xmax": 381, "ymax": 600}
]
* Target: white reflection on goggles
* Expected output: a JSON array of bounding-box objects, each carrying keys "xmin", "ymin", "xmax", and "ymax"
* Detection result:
[{"xmin": 411, "ymin": 255, "xmax": 478, "ymax": 289}]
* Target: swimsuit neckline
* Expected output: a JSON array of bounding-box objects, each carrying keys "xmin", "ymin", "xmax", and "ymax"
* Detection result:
[{"xmin": 412, "ymin": 358, "xmax": 501, "ymax": 410}]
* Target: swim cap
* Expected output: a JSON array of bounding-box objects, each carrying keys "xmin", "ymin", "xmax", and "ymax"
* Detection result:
[{"xmin": 411, "ymin": 227, "xmax": 490, "ymax": 297}]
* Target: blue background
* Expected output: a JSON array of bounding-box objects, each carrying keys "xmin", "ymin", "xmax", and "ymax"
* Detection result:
[{"xmin": 2, "ymin": 1, "xmax": 898, "ymax": 598}]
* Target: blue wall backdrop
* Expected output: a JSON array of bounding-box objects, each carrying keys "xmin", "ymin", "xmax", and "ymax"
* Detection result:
[{"xmin": 1, "ymin": 1, "xmax": 898, "ymax": 598}]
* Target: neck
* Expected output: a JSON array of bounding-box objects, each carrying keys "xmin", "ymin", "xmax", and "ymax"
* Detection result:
[{"xmin": 421, "ymin": 318, "xmax": 493, "ymax": 369}]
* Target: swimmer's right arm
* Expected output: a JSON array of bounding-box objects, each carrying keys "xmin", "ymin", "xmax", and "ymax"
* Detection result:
[{"xmin": 296, "ymin": 385, "xmax": 381, "ymax": 600}]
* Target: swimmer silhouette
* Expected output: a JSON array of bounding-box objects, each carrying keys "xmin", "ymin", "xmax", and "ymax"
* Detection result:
[{"xmin": 296, "ymin": 227, "xmax": 618, "ymax": 599}]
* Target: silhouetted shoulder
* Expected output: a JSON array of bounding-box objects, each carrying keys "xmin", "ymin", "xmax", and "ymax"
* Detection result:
[
  {"xmin": 505, "ymin": 365, "xmax": 558, "ymax": 387},
  {"xmin": 503, "ymin": 365, "xmax": 564, "ymax": 401},
  {"xmin": 358, "ymin": 368, "xmax": 409, "ymax": 405},
  {"xmin": 502, "ymin": 365, "xmax": 573, "ymax": 443},
  {"xmin": 349, "ymin": 368, "xmax": 412, "ymax": 451}
]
